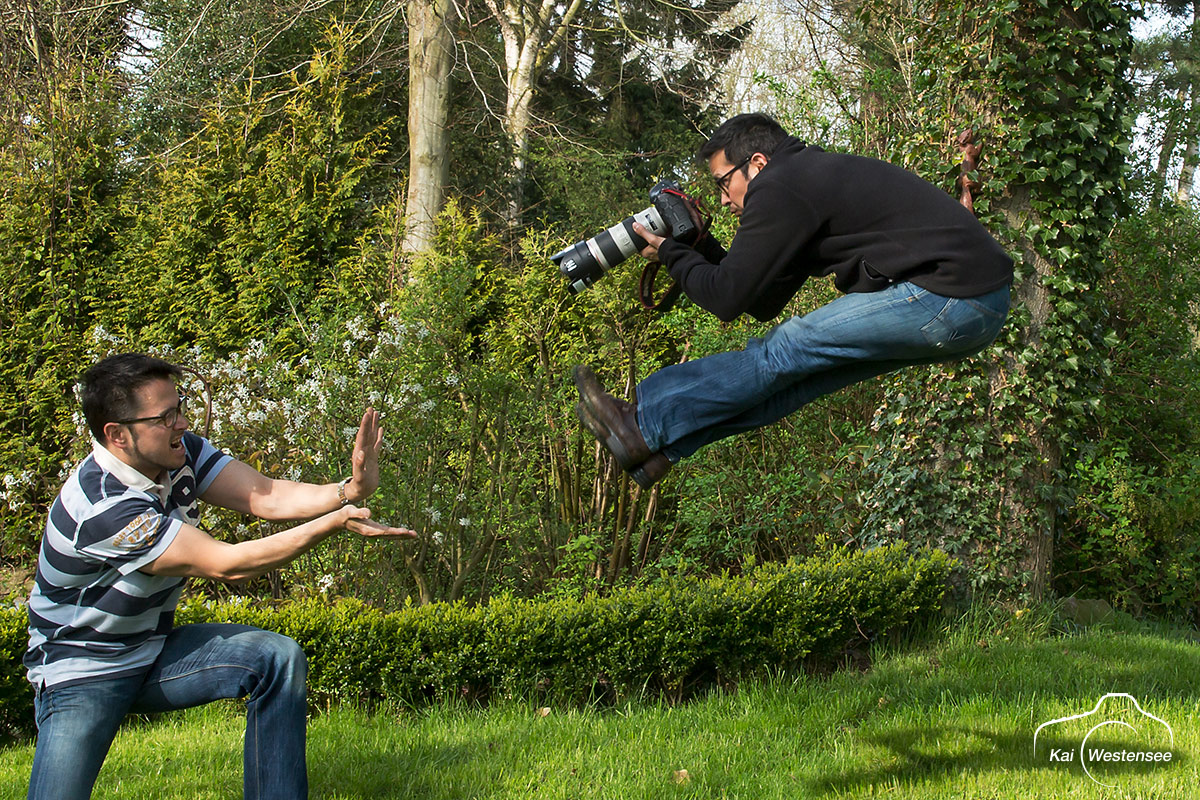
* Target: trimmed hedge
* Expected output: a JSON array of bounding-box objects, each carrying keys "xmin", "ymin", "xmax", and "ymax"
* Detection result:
[
  {"xmin": 0, "ymin": 607, "xmax": 30, "ymax": 740},
  {"xmin": 0, "ymin": 544, "xmax": 951, "ymax": 737}
]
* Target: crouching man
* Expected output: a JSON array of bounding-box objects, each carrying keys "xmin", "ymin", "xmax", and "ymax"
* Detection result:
[{"xmin": 24, "ymin": 353, "xmax": 416, "ymax": 800}]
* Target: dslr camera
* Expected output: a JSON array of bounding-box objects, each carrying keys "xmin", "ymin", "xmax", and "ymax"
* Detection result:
[{"xmin": 552, "ymin": 180, "xmax": 700, "ymax": 294}]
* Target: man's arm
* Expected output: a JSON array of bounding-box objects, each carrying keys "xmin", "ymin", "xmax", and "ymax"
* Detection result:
[
  {"xmin": 636, "ymin": 179, "xmax": 817, "ymax": 322},
  {"xmin": 201, "ymin": 408, "xmax": 384, "ymax": 520},
  {"xmin": 142, "ymin": 507, "xmax": 416, "ymax": 582},
  {"xmin": 744, "ymin": 273, "xmax": 810, "ymax": 321}
]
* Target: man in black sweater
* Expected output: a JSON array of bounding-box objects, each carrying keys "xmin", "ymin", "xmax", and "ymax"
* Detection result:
[{"xmin": 574, "ymin": 113, "xmax": 1013, "ymax": 488}]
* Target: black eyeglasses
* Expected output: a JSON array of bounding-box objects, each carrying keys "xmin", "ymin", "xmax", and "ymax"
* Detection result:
[
  {"xmin": 714, "ymin": 155, "xmax": 753, "ymax": 195},
  {"xmin": 115, "ymin": 393, "xmax": 188, "ymax": 428}
]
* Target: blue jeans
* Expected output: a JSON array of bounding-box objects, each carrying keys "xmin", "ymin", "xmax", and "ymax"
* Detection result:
[
  {"xmin": 637, "ymin": 282, "xmax": 1010, "ymax": 461},
  {"xmin": 28, "ymin": 623, "xmax": 308, "ymax": 800}
]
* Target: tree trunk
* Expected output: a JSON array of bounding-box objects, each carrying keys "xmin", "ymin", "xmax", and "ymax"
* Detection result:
[
  {"xmin": 995, "ymin": 186, "xmax": 1061, "ymax": 598},
  {"xmin": 482, "ymin": 0, "xmax": 584, "ymax": 229},
  {"xmin": 1179, "ymin": 135, "xmax": 1198, "ymax": 204},
  {"xmin": 502, "ymin": 44, "xmax": 537, "ymax": 226},
  {"xmin": 1177, "ymin": 3, "xmax": 1200, "ymax": 204},
  {"xmin": 402, "ymin": 0, "xmax": 458, "ymax": 255},
  {"xmin": 1176, "ymin": 81, "xmax": 1198, "ymax": 204},
  {"xmin": 1154, "ymin": 86, "xmax": 1183, "ymax": 207}
]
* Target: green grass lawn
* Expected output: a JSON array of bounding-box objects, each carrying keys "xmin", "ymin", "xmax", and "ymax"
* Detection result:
[{"xmin": 2, "ymin": 605, "xmax": 1197, "ymax": 799}]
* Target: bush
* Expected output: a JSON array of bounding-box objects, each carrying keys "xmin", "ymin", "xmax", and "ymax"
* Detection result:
[
  {"xmin": 1053, "ymin": 207, "xmax": 1200, "ymax": 621},
  {"xmin": 0, "ymin": 544, "xmax": 950, "ymax": 738},
  {"xmin": 0, "ymin": 608, "xmax": 31, "ymax": 740},
  {"xmin": 1056, "ymin": 445, "xmax": 1200, "ymax": 618}
]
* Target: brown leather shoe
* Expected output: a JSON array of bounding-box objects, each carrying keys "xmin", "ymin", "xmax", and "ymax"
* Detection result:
[
  {"xmin": 629, "ymin": 452, "xmax": 672, "ymax": 490},
  {"xmin": 575, "ymin": 401, "xmax": 611, "ymax": 454},
  {"xmin": 572, "ymin": 366, "xmax": 651, "ymax": 469},
  {"xmin": 577, "ymin": 402, "xmax": 672, "ymax": 489}
]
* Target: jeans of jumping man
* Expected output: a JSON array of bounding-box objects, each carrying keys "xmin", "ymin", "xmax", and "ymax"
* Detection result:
[{"xmin": 635, "ymin": 281, "xmax": 1010, "ymax": 462}]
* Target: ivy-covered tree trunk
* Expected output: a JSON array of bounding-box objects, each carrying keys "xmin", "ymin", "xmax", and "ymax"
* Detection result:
[{"xmin": 854, "ymin": 0, "xmax": 1134, "ymax": 599}]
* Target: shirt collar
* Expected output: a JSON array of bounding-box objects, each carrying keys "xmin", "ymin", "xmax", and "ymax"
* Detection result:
[{"xmin": 91, "ymin": 439, "xmax": 171, "ymax": 506}]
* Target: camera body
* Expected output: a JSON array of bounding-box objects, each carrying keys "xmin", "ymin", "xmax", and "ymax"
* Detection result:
[{"xmin": 553, "ymin": 180, "xmax": 699, "ymax": 294}]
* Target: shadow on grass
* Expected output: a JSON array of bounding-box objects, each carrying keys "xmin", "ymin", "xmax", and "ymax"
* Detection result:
[
  {"xmin": 805, "ymin": 629, "xmax": 1198, "ymax": 796},
  {"xmin": 808, "ymin": 726, "xmax": 1186, "ymax": 796},
  {"xmin": 10, "ymin": 622, "xmax": 1195, "ymax": 799},
  {"xmin": 307, "ymin": 736, "xmax": 480, "ymax": 800}
]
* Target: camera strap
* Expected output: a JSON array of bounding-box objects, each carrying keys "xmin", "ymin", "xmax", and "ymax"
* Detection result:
[
  {"xmin": 639, "ymin": 262, "xmax": 683, "ymax": 312},
  {"xmin": 639, "ymin": 188, "xmax": 711, "ymax": 313}
]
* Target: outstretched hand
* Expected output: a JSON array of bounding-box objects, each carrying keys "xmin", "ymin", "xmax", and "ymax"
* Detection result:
[
  {"xmin": 345, "ymin": 408, "xmax": 382, "ymax": 503},
  {"xmin": 342, "ymin": 506, "xmax": 418, "ymax": 539}
]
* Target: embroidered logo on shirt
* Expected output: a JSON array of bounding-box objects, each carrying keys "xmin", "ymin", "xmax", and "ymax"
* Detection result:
[{"xmin": 112, "ymin": 511, "xmax": 160, "ymax": 551}]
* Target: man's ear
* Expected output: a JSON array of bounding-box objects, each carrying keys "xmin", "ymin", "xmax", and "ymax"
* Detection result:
[
  {"xmin": 102, "ymin": 422, "xmax": 129, "ymax": 451},
  {"xmin": 750, "ymin": 152, "xmax": 771, "ymax": 170}
]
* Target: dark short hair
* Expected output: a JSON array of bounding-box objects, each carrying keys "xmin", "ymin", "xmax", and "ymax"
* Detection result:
[
  {"xmin": 81, "ymin": 353, "xmax": 182, "ymax": 442},
  {"xmin": 698, "ymin": 113, "xmax": 789, "ymax": 169}
]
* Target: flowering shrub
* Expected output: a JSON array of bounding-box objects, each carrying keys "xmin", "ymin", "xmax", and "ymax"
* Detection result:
[
  {"xmin": 2, "ymin": 195, "xmax": 902, "ymax": 608},
  {"xmin": 17, "ymin": 204, "xmax": 670, "ymax": 606}
]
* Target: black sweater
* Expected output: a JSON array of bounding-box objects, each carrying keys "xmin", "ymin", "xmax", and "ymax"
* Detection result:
[{"xmin": 658, "ymin": 139, "xmax": 1015, "ymax": 322}]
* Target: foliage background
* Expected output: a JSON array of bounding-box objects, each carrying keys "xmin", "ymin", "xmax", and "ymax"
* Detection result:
[{"xmin": 1, "ymin": 0, "xmax": 1198, "ymax": 625}]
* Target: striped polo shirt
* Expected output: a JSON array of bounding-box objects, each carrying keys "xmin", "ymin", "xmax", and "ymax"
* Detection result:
[{"xmin": 25, "ymin": 433, "xmax": 232, "ymax": 688}]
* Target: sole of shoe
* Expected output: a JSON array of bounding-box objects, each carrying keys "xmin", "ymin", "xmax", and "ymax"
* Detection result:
[
  {"xmin": 575, "ymin": 401, "xmax": 643, "ymax": 470},
  {"xmin": 573, "ymin": 365, "xmax": 607, "ymax": 419}
]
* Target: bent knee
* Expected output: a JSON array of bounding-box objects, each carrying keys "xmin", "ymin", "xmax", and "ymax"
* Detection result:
[
  {"xmin": 240, "ymin": 629, "xmax": 307, "ymax": 679},
  {"xmin": 759, "ymin": 316, "xmax": 821, "ymax": 376}
]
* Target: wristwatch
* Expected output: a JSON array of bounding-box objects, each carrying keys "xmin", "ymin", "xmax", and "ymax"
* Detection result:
[{"xmin": 337, "ymin": 477, "xmax": 352, "ymax": 506}]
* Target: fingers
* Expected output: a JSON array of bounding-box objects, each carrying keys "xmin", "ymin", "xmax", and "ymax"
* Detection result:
[
  {"xmin": 345, "ymin": 516, "xmax": 419, "ymax": 539},
  {"xmin": 356, "ymin": 408, "xmax": 382, "ymax": 455},
  {"xmin": 632, "ymin": 223, "xmax": 663, "ymax": 261},
  {"xmin": 369, "ymin": 407, "xmax": 383, "ymax": 448},
  {"xmin": 633, "ymin": 222, "xmax": 665, "ymax": 245}
]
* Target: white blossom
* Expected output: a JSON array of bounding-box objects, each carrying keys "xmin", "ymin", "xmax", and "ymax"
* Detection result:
[{"xmin": 346, "ymin": 317, "xmax": 369, "ymax": 341}]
